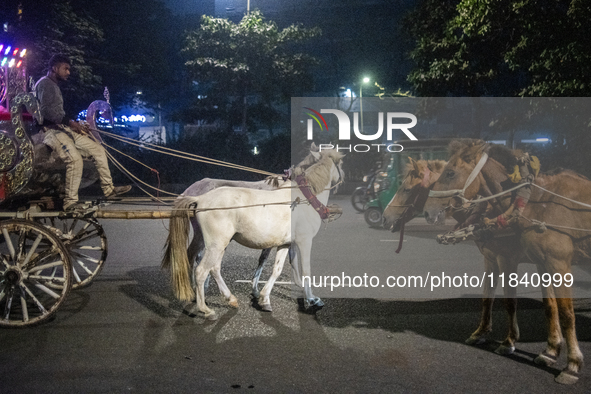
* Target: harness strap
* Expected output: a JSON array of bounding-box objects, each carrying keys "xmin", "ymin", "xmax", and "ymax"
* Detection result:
[
  {"xmin": 295, "ymin": 174, "xmax": 330, "ymax": 220},
  {"xmin": 429, "ymin": 153, "xmax": 489, "ymax": 198}
]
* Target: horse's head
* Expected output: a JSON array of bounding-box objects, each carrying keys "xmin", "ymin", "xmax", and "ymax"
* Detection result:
[
  {"xmin": 316, "ymin": 149, "xmax": 345, "ymax": 191},
  {"xmin": 424, "ymin": 140, "xmax": 489, "ymax": 225},
  {"xmin": 294, "ymin": 147, "xmax": 344, "ymax": 195},
  {"xmin": 383, "ymin": 157, "xmax": 445, "ymax": 232},
  {"xmin": 331, "ymin": 153, "xmax": 344, "ymax": 192}
]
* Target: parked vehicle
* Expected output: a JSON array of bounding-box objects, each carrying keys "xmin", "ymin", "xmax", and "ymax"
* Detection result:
[
  {"xmin": 350, "ymin": 162, "xmax": 382, "ymax": 212},
  {"xmin": 364, "ymin": 139, "xmax": 451, "ymax": 228}
]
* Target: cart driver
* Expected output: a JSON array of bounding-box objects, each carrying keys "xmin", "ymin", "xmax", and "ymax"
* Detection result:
[{"xmin": 35, "ymin": 54, "xmax": 131, "ymax": 211}]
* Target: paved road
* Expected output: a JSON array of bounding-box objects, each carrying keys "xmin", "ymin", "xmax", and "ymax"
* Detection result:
[{"xmin": 1, "ymin": 195, "xmax": 590, "ymax": 393}]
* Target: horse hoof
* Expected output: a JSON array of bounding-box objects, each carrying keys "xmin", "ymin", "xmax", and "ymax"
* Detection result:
[
  {"xmin": 203, "ymin": 311, "xmax": 218, "ymax": 321},
  {"xmin": 555, "ymin": 370, "xmax": 579, "ymax": 385},
  {"xmin": 228, "ymin": 296, "xmax": 239, "ymax": 309},
  {"xmin": 305, "ymin": 298, "xmax": 324, "ymax": 311},
  {"xmin": 534, "ymin": 352, "xmax": 558, "ymax": 367},
  {"xmin": 260, "ymin": 303, "xmax": 273, "ymax": 312},
  {"xmin": 494, "ymin": 345, "xmax": 515, "ymax": 355},
  {"xmin": 313, "ymin": 299, "xmax": 324, "ymax": 310},
  {"xmin": 465, "ymin": 336, "xmax": 486, "ymax": 346}
]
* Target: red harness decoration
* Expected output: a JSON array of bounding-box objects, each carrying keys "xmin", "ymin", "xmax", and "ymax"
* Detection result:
[{"xmin": 295, "ymin": 174, "xmax": 330, "ymax": 220}]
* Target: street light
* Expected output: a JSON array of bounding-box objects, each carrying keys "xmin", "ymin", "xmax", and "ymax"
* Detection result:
[{"xmin": 360, "ymin": 77, "xmax": 370, "ymax": 135}]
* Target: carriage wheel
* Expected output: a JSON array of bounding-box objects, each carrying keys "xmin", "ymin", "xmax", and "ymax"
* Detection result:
[
  {"xmin": 0, "ymin": 219, "xmax": 73, "ymax": 327},
  {"xmin": 37, "ymin": 217, "xmax": 108, "ymax": 289}
]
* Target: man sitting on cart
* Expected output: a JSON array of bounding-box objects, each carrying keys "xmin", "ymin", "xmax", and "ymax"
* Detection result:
[{"xmin": 35, "ymin": 54, "xmax": 131, "ymax": 211}]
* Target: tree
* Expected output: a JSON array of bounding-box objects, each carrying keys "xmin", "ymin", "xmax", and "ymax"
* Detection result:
[
  {"xmin": 1, "ymin": 0, "xmax": 104, "ymax": 115},
  {"xmin": 403, "ymin": 0, "xmax": 591, "ymax": 97},
  {"xmin": 79, "ymin": 0, "xmax": 180, "ymax": 111},
  {"xmin": 180, "ymin": 11, "xmax": 321, "ymax": 133},
  {"xmin": 402, "ymin": 0, "xmax": 591, "ymax": 173},
  {"xmin": 1, "ymin": 0, "xmax": 183, "ymax": 116}
]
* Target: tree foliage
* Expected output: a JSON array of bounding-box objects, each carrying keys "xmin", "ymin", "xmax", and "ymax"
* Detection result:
[
  {"xmin": 404, "ymin": 0, "xmax": 591, "ymax": 97},
  {"xmin": 179, "ymin": 11, "xmax": 321, "ymax": 131},
  {"xmin": 80, "ymin": 0, "xmax": 179, "ymax": 110},
  {"xmin": 1, "ymin": 0, "xmax": 104, "ymax": 114},
  {"xmin": 1, "ymin": 0, "xmax": 180, "ymax": 116}
]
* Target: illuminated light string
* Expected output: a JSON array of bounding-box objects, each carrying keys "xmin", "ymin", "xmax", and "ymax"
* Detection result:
[
  {"xmin": 119, "ymin": 114, "xmax": 146, "ymax": 122},
  {"xmin": 78, "ymin": 109, "xmax": 148, "ymax": 124},
  {"xmin": 0, "ymin": 43, "xmax": 27, "ymax": 68}
]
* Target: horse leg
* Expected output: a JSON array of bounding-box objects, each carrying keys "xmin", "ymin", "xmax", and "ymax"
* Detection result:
[
  {"xmin": 533, "ymin": 265, "xmax": 563, "ymax": 368},
  {"xmin": 251, "ymin": 248, "xmax": 272, "ymax": 299},
  {"xmin": 187, "ymin": 218, "xmax": 211, "ymax": 296},
  {"xmin": 194, "ymin": 247, "xmax": 224, "ymax": 319},
  {"xmin": 552, "ymin": 267, "xmax": 583, "ymax": 385},
  {"xmin": 495, "ymin": 255, "xmax": 520, "ymax": 355},
  {"xmin": 258, "ymin": 246, "xmax": 289, "ymax": 312},
  {"xmin": 466, "ymin": 254, "xmax": 498, "ymax": 345},
  {"xmin": 297, "ymin": 239, "xmax": 323, "ymax": 310},
  {"xmin": 209, "ymin": 259, "xmax": 239, "ymax": 309},
  {"xmin": 289, "ymin": 246, "xmax": 303, "ymax": 287}
]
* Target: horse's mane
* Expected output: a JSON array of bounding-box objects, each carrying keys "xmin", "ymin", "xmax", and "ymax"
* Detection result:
[
  {"xmin": 403, "ymin": 159, "xmax": 447, "ymax": 178},
  {"xmin": 543, "ymin": 167, "xmax": 589, "ymax": 180},
  {"xmin": 449, "ymin": 139, "xmax": 517, "ymax": 173},
  {"xmin": 449, "ymin": 139, "xmax": 591, "ymax": 184},
  {"xmin": 294, "ymin": 150, "xmax": 344, "ymax": 195}
]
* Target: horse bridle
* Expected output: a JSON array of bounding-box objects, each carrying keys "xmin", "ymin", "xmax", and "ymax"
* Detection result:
[{"xmin": 428, "ymin": 152, "xmax": 489, "ymax": 202}]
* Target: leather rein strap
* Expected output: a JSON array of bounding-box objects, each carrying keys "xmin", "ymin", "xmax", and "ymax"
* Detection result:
[
  {"xmin": 295, "ymin": 174, "xmax": 330, "ymax": 220},
  {"xmin": 395, "ymin": 167, "xmax": 431, "ymax": 254}
]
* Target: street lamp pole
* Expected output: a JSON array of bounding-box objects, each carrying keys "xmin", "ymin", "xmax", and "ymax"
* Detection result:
[{"xmin": 360, "ymin": 77, "xmax": 370, "ymax": 135}]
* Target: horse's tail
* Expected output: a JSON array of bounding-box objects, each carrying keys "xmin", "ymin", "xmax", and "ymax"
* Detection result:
[{"xmin": 161, "ymin": 196, "xmax": 200, "ymax": 302}]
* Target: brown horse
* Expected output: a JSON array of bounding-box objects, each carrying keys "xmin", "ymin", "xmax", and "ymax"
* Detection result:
[
  {"xmin": 383, "ymin": 157, "xmax": 523, "ymax": 359},
  {"xmin": 424, "ymin": 139, "xmax": 586, "ymax": 385}
]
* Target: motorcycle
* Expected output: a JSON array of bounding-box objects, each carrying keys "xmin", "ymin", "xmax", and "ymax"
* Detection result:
[{"xmin": 351, "ymin": 166, "xmax": 381, "ymax": 212}]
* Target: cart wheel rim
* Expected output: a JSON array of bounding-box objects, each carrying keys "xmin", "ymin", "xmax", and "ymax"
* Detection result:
[
  {"xmin": 0, "ymin": 219, "xmax": 72, "ymax": 327},
  {"xmin": 37, "ymin": 217, "xmax": 107, "ymax": 289}
]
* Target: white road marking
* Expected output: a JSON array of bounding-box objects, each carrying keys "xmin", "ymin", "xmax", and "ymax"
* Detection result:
[{"xmin": 235, "ymin": 280, "xmax": 293, "ymax": 285}]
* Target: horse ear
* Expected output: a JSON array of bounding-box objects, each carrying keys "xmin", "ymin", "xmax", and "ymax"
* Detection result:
[
  {"xmin": 410, "ymin": 157, "xmax": 420, "ymax": 173},
  {"xmin": 310, "ymin": 142, "xmax": 319, "ymax": 152}
]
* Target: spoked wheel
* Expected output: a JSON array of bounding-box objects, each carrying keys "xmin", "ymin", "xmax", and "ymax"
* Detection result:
[
  {"xmin": 0, "ymin": 219, "xmax": 73, "ymax": 327},
  {"xmin": 37, "ymin": 217, "xmax": 108, "ymax": 289}
]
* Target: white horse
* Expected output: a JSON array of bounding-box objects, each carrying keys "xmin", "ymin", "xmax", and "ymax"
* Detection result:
[
  {"xmin": 162, "ymin": 148, "xmax": 343, "ymax": 318},
  {"xmin": 179, "ymin": 176, "xmax": 293, "ymax": 299}
]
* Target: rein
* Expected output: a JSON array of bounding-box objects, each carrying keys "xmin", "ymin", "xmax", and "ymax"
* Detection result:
[
  {"xmin": 393, "ymin": 167, "xmax": 432, "ymax": 253},
  {"xmin": 427, "ymin": 150, "xmax": 591, "ymax": 234},
  {"xmin": 295, "ymin": 174, "xmax": 330, "ymax": 219}
]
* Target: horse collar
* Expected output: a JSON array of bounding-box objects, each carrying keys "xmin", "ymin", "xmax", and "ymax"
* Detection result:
[{"xmin": 295, "ymin": 174, "xmax": 330, "ymax": 220}]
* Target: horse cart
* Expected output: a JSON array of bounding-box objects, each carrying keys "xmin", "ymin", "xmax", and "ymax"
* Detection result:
[
  {"xmin": 0, "ymin": 86, "xmax": 189, "ymax": 327},
  {"xmin": 0, "ymin": 46, "xmax": 186, "ymax": 327}
]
